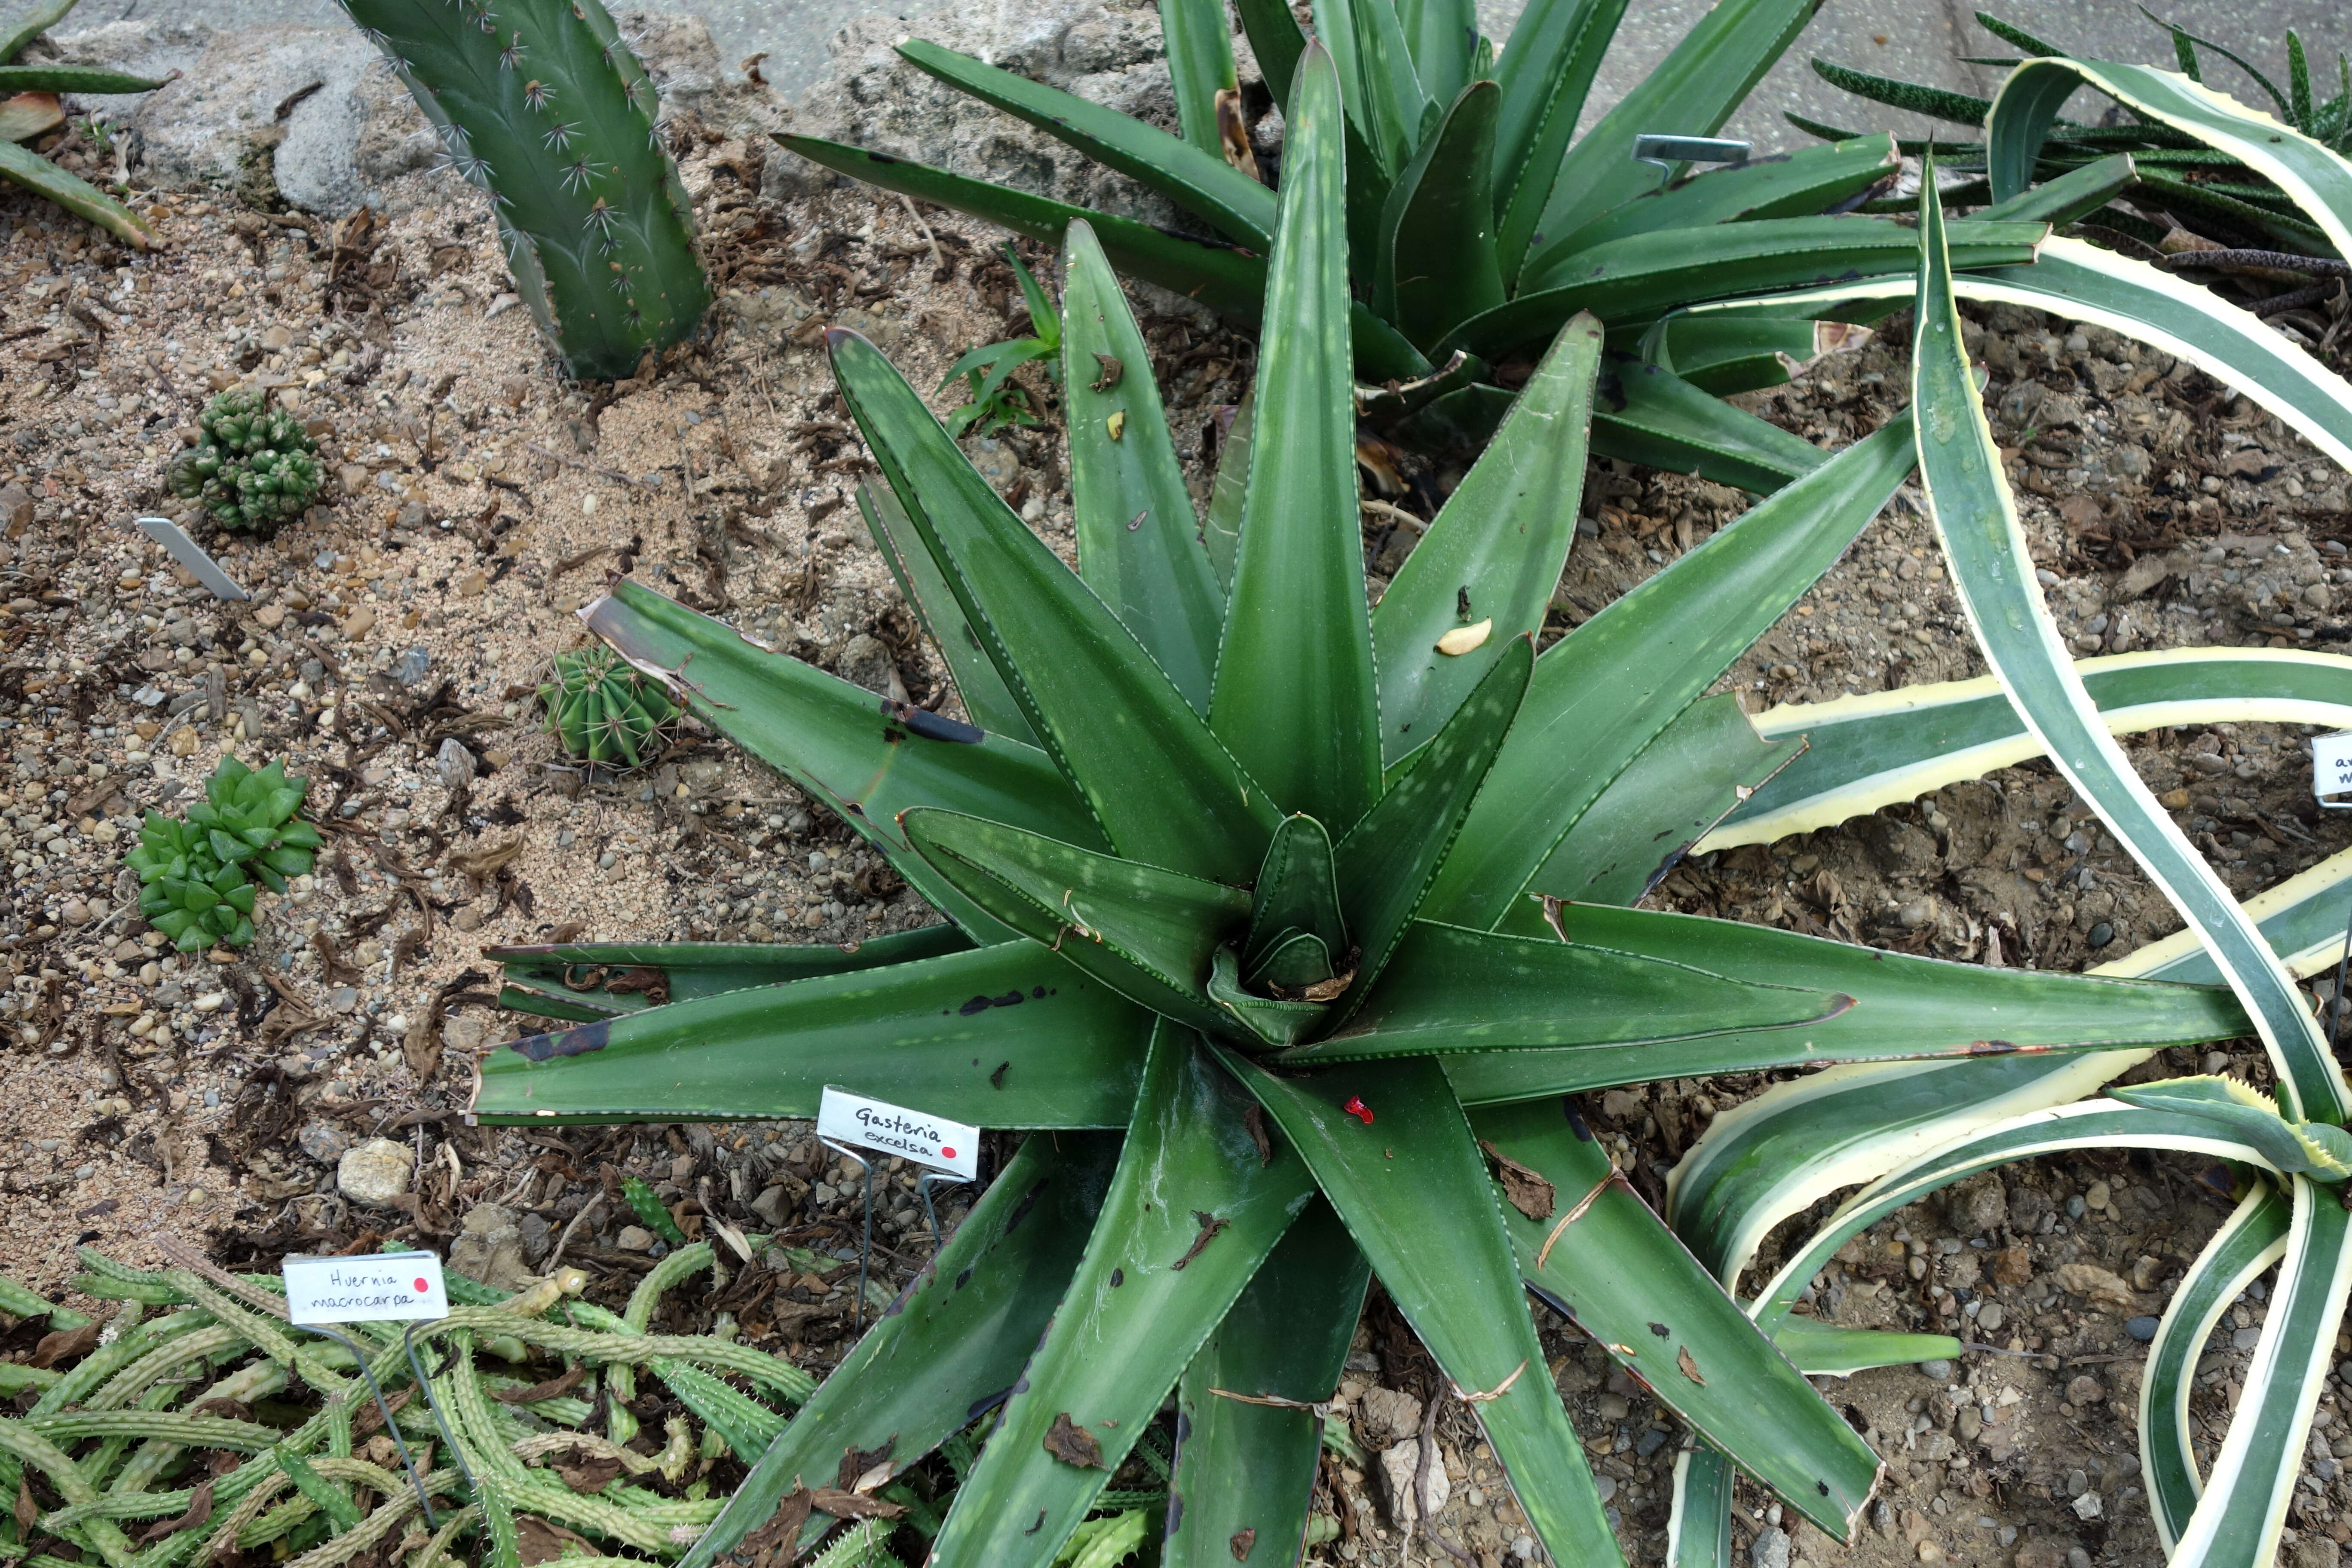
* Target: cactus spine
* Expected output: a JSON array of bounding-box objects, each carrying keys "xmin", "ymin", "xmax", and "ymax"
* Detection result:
[{"xmin": 336, "ymin": 0, "xmax": 710, "ymax": 379}]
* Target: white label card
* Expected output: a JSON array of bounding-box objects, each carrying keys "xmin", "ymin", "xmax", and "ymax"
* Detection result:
[
  {"xmin": 2315, "ymin": 732, "xmax": 2352, "ymax": 806},
  {"xmin": 817, "ymin": 1087, "xmax": 979, "ymax": 1179},
  {"xmin": 283, "ymin": 1252, "xmax": 449, "ymax": 1325}
]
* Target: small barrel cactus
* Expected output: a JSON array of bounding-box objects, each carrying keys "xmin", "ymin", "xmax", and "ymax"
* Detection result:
[
  {"xmin": 125, "ymin": 756, "xmax": 322, "ymax": 952},
  {"xmin": 541, "ymin": 645, "xmax": 678, "ymax": 769},
  {"xmin": 336, "ymin": 0, "xmax": 711, "ymax": 379},
  {"xmin": 166, "ymin": 389, "xmax": 324, "ymax": 534}
]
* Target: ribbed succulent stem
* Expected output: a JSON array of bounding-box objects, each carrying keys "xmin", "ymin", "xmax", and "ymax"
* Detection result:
[{"xmin": 336, "ymin": 0, "xmax": 710, "ymax": 379}]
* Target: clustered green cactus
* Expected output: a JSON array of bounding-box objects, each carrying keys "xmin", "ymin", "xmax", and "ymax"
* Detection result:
[
  {"xmin": 334, "ymin": 0, "xmax": 711, "ymax": 380},
  {"xmin": 165, "ymin": 389, "xmax": 324, "ymax": 533},
  {"xmin": 126, "ymin": 756, "xmax": 321, "ymax": 952},
  {"xmin": 541, "ymin": 645, "xmax": 678, "ymax": 769}
]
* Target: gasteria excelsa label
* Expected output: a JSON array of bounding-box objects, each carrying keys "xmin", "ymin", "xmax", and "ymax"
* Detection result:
[
  {"xmin": 818, "ymin": 1086, "xmax": 980, "ymax": 1179},
  {"xmin": 282, "ymin": 1251, "xmax": 450, "ymax": 1325}
]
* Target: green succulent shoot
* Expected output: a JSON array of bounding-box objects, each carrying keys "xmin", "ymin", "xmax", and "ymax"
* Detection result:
[
  {"xmin": 165, "ymin": 389, "xmax": 325, "ymax": 534},
  {"xmin": 472, "ymin": 51, "xmax": 2276, "ymax": 1568},
  {"xmin": 775, "ymin": 0, "xmax": 2052, "ymax": 469},
  {"xmin": 126, "ymin": 755, "xmax": 320, "ymax": 952},
  {"xmin": 540, "ymin": 644, "xmax": 679, "ymax": 769}
]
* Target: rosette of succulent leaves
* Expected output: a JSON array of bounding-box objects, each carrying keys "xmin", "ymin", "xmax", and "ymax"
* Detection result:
[
  {"xmin": 127, "ymin": 756, "xmax": 321, "ymax": 951},
  {"xmin": 469, "ymin": 43, "xmax": 2352, "ymax": 1568},
  {"xmin": 166, "ymin": 389, "xmax": 325, "ymax": 534},
  {"xmin": 0, "ymin": 0, "xmax": 166, "ymax": 248}
]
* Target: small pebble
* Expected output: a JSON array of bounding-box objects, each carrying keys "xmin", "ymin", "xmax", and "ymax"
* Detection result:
[
  {"xmin": 616, "ymin": 1225, "xmax": 655, "ymax": 1252},
  {"xmin": 2086, "ymin": 921, "xmax": 2113, "ymax": 948},
  {"xmin": 1917, "ymin": 1359, "xmax": 1954, "ymax": 1380},
  {"xmin": 2126, "ymin": 1315, "xmax": 2159, "ymax": 1341}
]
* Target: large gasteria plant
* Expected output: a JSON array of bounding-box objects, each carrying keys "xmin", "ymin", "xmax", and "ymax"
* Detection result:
[
  {"xmin": 773, "ymin": 0, "xmax": 2053, "ymax": 475},
  {"xmin": 467, "ymin": 42, "xmax": 2352, "ymax": 1568}
]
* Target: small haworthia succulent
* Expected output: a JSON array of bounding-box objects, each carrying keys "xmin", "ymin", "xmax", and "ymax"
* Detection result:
[
  {"xmin": 540, "ymin": 644, "xmax": 678, "ymax": 769},
  {"xmin": 165, "ymin": 388, "xmax": 323, "ymax": 534},
  {"xmin": 336, "ymin": 0, "xmax": 710, "ymax": 379},
  {"xmin": 126, "ymin": 755, "xmax": 321, "ymax": 951}
]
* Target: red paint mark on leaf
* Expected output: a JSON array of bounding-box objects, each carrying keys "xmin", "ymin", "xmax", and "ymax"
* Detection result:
[{"xmin": 1343, "ymin": 1096, "xmax": 1373, "ymax": 1125}]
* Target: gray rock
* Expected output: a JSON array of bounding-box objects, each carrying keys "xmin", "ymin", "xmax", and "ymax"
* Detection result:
[
  {"xmin": 1942, "ymin": 1171, "xmax": 2008, "ymax": 1237},
  {"xmin": 2126, "ymin": 1314, "xmax": 2159, "ymax": 1341},
  {"xmin": 616, "ymin": 1224, "xmax": 656, "ymax": 1252},
  {"xmin": 451, "ymin": 1203, "xmax": 536, "ymax": 1292},
  {"xmin": 750, "ymin": 1183, "xmax": 793, "ymax": 1226},
  {"xmin": 833, "ymin": 633, "xmax": 899, "ymax": 697},
  {"xmin": 2293, "ymin": 1537, "xmax": 2342, "ymax": 1568},
  {"xmin": 296, "ymin": 1119, "xmax": 351, "ymax": 1166},
  {"xmin": 337, "ymin": 1137, "xmax": 414, "ymax": 1207},
  {"xmin": 1749, "ymin": 1525, "xmax": 1791, "ymax": 1568},
  {"xmin": 436, "ymin": 737, "xmax": 478, "ymax": 791},
  {"xmin": 1917, "ymin": 1358, "xmax": 1954, "ymax": 1380},
  {"xmin": 392, "ymin": 647, "xmax": 432, "ymax": 686}
]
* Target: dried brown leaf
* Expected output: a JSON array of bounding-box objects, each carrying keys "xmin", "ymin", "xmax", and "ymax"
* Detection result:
[
  {"xmin": 493, "ymin": 1363, "xmax": 587, "ymax": 1405},
  {"xmin": 1043, "ymin": 1412, "xmax": 1103, "ymax": 1468},
  {"xmin": 808, "ymin": 1488, "xmax": 905, "ymax": 1520},
  {"xmin": 1478, "ymin": 1140, "xmax": 1556, "ymax": 1221},
  {"xmin": 136, "ymin": 1479, "xmax": 212, "ymax": 1545},
  {"xmin": 31, "ymin": 1322, "xmax": 99, "ymax": 1369},
  {"xmin": 513, "ymin": 1515, "xmax": 596, "ymax": 1566},
  {"xmin": 1677, "ymin": 1347, "xmax": 1705, "ymax": 1387}
]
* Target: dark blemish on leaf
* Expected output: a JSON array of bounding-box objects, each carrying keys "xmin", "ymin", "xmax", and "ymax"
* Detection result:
[
  {"xmin": 1230, "ymin": 1527, "xmax": 1256, "ymax": 1560},
  {"xmin": 1024, "ymin": 1510, "xmax": 1046, "ymax": 1534},
  {"xmin": 1167, "ymin": 1495, "xmax": 1183, "ymax": 1533},
  {"xmin": 882, "ymin": 699, "xmax": 984, "ymax": 744},
  {"xmin": 1109, "ymin": 1268, "xmax": 1123, "ymax": 1287},
  {"xmin": 1032, "ymin": 986, "xmax": 1047, "ymax": 998},
  {"xmin": 1243, "ymin": 1103, "xmax": 1272, "ymax": 1167},
  {"xmin": 1648, "ymin": 1323, "xmax": 1669, "ymax": 1338},
  {"xmin": 881, "ymin": 726, "xmax": 905, "ymax": 744},
  {"xmin": 1817, "ymin": 1480, "xmax": 1831, "ymax": 1496},
  {"xmin": 967, "ymin": 1387, "xmax": 1013, "ymax": 1422},
  {"xmin": 1003, "ymin": 1179, "xmax": 1045, "ymax": 1234},
  {"xmin": 992, "ymin": 990, "xmax": 1024, "ymax": 1007},
  {"xmin": 954, "ymin": 1267, "xmax": 972, "ymax": 1289},
  {"xmin": 1564, "ymin": 1098, "xmax": 1594, "ymax": 1141},
  {"xmin": 511, "ymin": 1019, "xmax": 609, "ymax": 1061},
  {"xmin": 1090, "ymin": 352, "xmax": 1123, "ymax": 391},
  {"xmin": 1456, "ymin": 586, "xmax": 1472, "ymax": 619},
  {"xmin": 1171, "ymin": 1210, "xmax": 1229, "ymax": 1270},
  {"xmin": 958, "ymin": 995, "xmax": 995, "ymax": 1017},
  {"xmin": 990, "ymin": 1061, "xmax": 1010, "ymax": 1089}
]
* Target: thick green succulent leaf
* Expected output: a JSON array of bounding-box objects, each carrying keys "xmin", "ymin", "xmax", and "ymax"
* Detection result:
[
  {"xmin": 1692, "ymin": 237, "xmax": 2352, "ymax": 473},
  {"xmin": 1711, "ymin": 649, "xmax": 2352, "ymax": 851},
  {"xmin": 0, "ymin": 63, "xmax": 161, "ymax": 92},
  {"xmin": 1473, "ymin": 1096, "xmax": 1879, "ymax": 1539},
  {"xmin": 1219, "ymin": 1050, "xmax": 1620, "ymax": 1568},
  {"xmin": 1665, "ymin": 847, "xmax": 2352, "ymax": 1291},
  {"xmin": 1207, "ymin": 946, "xmax": 1328, "ymax": 1047},
  {"xmin": 0, "ymin": 0, "xmax": 78, "ymax": 66},
  {"xmin": 2141, "ymin": 1182, "xmax": 2291, "ymax": 1553},
  {"xmin": 1232, "ymin": 0, "xmax": 1306, "ymax": 119},
  {"xmin": 1972, "ymin": 150, "xmax": 2138, "ymax": 224},
  {"xmin": 1809, "ymin": 58, "xmax": 1992, "ymax": 127},
  {"xmin": 1988, "ymin": 57, "xmax": 2352, "ymax": 257},
  {"xmin": 1517, "ymin": 0, "xmax": 1827, "ymax": 271},
  {"xmin": 490, "ymin": 927, "xmax": 974, "ymax": 1020},
  {"xmin": 1424, "ymin": 410, "xmax": 1914, "ymax": 931},
  {"xmin": 1371, "ymin": 312, "xmax": 1601, "ymax": 759},
  {"xmin": 775, "ymin": 135, "xmax": 1267, "ymax": 319},
  {"xmin": 1246, "ymin": 814, "xmax": 1347, "ymax": 971},
  {"xmin": 1533, "ymin": 134, "xmax": 1900, "ymax": 266},
  {"xmin": 1166, "ymin": 1200, "xmax": 1370, "ymax": 1568},
  {"xmin": 1328, "ymin": 635, "xmax": 1533, "ymax": 1015},
  {"xmin": 0, "ymin": 138, "xmax": 154, "ymax": 249},
  {"xmin": 2167, "ymin": 1176, "xmax": 2352, "ymax": 1568},
  {"xmin": 830, "ymin": 328, "xmax": 1278, "ymax": 884},
  {"xmin": 1158, "ymin": 0, "xmax": 1243, "ymax": 160},
  {"xmin": 1287, "ymin": 918, "xmax": 1852, "ymax": 1065},
  {"xmin": 2106, "ymin": 1076, "xmax": 2352, "ymax": 1179},
  {"xmin": 928, "ymin": 1025, "xmax": 1316, "ymax": 1568},
  {"xmin": 894, "ymin": 40, "xmax": 1272, "ymax": 250},
  {"xmin": 1437, "ymin": 898, "xmax": 2240, "ymax": 1102},
  {"xmin": 1667, "ymin": 1449, "xmax": 1736, "ymax": 1568},
  {"xmin": 676, "ymin": 1130, "xmax": 1121, "ymax": 1568},
  {"xmin": 1375, "ymin": 80, "xmax": 1504, "ymax": 350},
  {"xmin": 1649, "ymin": 312, "xmax": 1862, "ymax": 396},
  {"xmin": 583, "ymin": 580, "xmax": 1094, "ymax": 941},
  {"xmin": 1449, "ymin": 217, "xmax": 2045, "ymax": 360},
  {"xmin": 469, "ymin": 941, "xmax": 1152, "ymax": 1127},
  {"xmin": 1062, "ymin": 220, "xmax": 1225, "ymax": 714},
  {"xmin": 859, "ymin": 481, "xmax": 1038, "ymax": 747},
  {"xmin": 903, "ymin": 810, "xmax": 1252, "ymax": 1039},
  {"xmin": 1530, "ymin": 693, "xmax": 1800, "ymax": 908},
  {"xmin": 1911, "ymin": 185, "xmax": 2347, "ymax": 1124},
  {"xmin": 1344, "ymin": 0, "xmax": 1428, "ymax": 178},
  {"xmin": 1204, "ymin": 387, "xmax": 1252, "ymax": 595},
  {"xmin": 1768, "ymin": 1319, "xmax": 1962, "ymax": 1378},
  {"xmin": 1590, "ymin": 358, "xmax": 1828, "ymax": 492},
  {"xmin": 1210, "ymin": 43, "xmax": 1383, "ymax": 832},
  {"xmin": 1400, "ymin": 0, "xmax": 1476, "ymax": 106},
  {"xmin": 1490, "ymin": 0, "xmax": 1627, "ymax": 260}
]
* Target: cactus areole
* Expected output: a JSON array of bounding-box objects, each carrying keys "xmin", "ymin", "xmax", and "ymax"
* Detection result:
[{"xmin": 336, "ymin": 0, "xmax": 711, "ymax": 379}]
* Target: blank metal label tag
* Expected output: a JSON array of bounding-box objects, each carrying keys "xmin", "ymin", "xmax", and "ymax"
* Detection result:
[{"xmin": 135, "ymin": 515, "xmax": 251, "ymax": 602}]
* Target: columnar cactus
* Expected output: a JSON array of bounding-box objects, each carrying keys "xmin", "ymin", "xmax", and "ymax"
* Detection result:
[{"xmin": 337, "ymin": 0, "xmax": 711, "ymax": 380}]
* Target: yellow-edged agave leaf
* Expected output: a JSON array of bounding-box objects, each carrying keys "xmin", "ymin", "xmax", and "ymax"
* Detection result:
[
  {"xmin": 1986, "ymin": 58, "xmax": 2352, "ymax": 256},
  {"xmin": 1666, "ymin": 840, "xmax": 2352, "ymax": 1290},
  {"xmin": 1709, "ymin": 648, "xmax": 2352, "ymax": 849},
  {"xmin": 1685, "ymin": 237, "xmax": 2352, "ymax": 471},
  {"xmin": 2105, "ymin": 1075, "xmax": 2352, "ymax": 1179},
  {"xmin": 1910, "ymin": 177, "xmax": 2349, "ymax": 1124},
  {"xmin": 2141, "ymin": 1182, "xmax": 2290, "ymax": 1553},
  {"xmin": 1668, "ymin": 1449, "xmax": 1736, "ymax": 1568},
  {"xmin": 2165, "ymin": 1177, "xmax": 2352, "ymax": 1568}
]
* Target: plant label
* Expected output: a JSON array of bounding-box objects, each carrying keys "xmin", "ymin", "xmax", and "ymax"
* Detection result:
[
  {"xmin": 133, "ymin": 516, "xmax": 252, "ymax": 602},
  {"xmin": 282, "ymin": 1252, "xmax": 449, "ymax": 1325},
  {"xmin": 817, "ymin": 1087, "xmax": 979, "ymax": 1179},
  {"xmin": 2315, "ymin": 731, "xmax": 2352, "ymax": 809}
]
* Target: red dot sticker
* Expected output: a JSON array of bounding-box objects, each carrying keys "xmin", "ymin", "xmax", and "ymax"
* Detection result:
[
  {"xmin": 414, "ymin": 1278, "xmax": 429, "ymax": 1293},
  {"xmin": 940, "ymin": 1147, "xmax": 956, "ymax": 1160}
]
